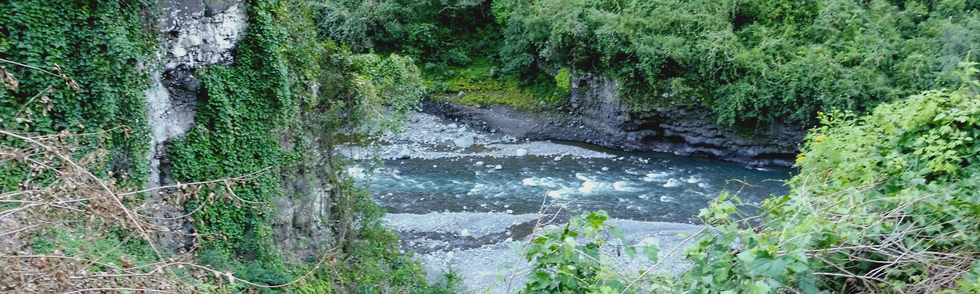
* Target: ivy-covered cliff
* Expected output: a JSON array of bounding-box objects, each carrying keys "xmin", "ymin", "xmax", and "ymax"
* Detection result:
[{"xmin": 0, "ymin": 0, "xmax": 443, "ymax": 292}]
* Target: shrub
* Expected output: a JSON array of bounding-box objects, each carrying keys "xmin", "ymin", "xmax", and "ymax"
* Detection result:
[
  {"xmin": 317, "ymin": 0, "xmax": 491, "ymax": 64},
  {"xmin": 523, "ymin": 211, "xmax": 660, "ymax": 293},
  {"xmin": 682, "ymin": 63, "xmax": 980, "ymax": 293},
  {"xmin": 347, "ymin": 53, "xmax": 426, "ymax": 135}
]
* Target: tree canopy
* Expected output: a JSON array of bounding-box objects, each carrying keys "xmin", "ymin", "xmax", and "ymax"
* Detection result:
[{"xmin": 321, "ymin": 0, "xmax": 980, "ymax": 127}]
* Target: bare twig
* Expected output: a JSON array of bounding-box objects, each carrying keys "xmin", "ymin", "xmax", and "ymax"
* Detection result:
[{"xmin": 0, "ymin": 129, "xmax": 162, "ymax": 258}]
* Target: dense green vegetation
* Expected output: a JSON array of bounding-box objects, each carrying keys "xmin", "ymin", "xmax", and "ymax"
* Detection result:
[
  {"xmin": 680, "ymin": 64, "xmax": 979, "ymax": 293},
  {"xmin": 318, "ymin": 0, "xmax": 492, "ymax": 65},
  {"xmin": 0, "ymin": 1, "xmax": 162, "ymax": 289},
  {"xmin": 523, "ymin": 211, "xmax": 660, "ymax": 293},
  {"xmin": 523, "ymin": 65, "xmax": 980, "ymax": 293},
  {"xmin": 1, "ymin": 0, "xmax": 441, "ymax": 292},
  {"xmin": 323, "ymin": 0, "xmax": 979, "ymax": 127},
  {"xmin": 167, "ymin": 0, "xmax": 436, "ymax": 291},
  {"xmin": 169, "ymin": 0, "xmax": 305, "ymax": 278},
  {"xmin": 319, "ymin": 0, "xmax": 570, "ymax": 111},
  {"xmin": 0, "ymin": 0, "xmax": 154, "ymax": 188},
  {"xmin": 496, "ymin": 0, "xmax": 980, "ymax": 127},
  {"xmin": 426, "ymin": 58, "xmax": 568, "ymax": 111}
]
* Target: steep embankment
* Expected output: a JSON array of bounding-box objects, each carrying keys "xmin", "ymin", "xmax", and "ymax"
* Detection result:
[
  {"xmin": 144, "ymin": 0, "xmax": 435, "ymax": 290},
  {"xmin": 1, "ymin": 0, "xmax": 440, "ymax": 292},
  {"xmin": 143, "ymin": 0, "xmax": 249, "ymax": 253},
  {"xmin": 142, "ymin": 0, "xmax": 340, "ymax": 269}
]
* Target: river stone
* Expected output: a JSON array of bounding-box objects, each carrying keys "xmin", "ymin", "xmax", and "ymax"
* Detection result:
[
  {"xmin": 395, "ymin": 146, "xmax": 412, "ymax": 159},
  {"xmin": 453, "ymin": 135, "xmax": 475, "ymax": 149}
]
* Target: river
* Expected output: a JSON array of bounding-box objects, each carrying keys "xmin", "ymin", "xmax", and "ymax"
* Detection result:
[{"xmin": 341, "ymin": 112, "xmax": 793, "ymax": 293}]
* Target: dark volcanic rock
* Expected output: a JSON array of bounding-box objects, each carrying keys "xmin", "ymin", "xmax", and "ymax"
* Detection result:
[{"xmin": 424, "ymin": 73, "xmax": 805, "ymax": 167}]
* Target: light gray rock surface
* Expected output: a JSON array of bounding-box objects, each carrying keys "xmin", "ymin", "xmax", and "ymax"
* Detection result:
[
  {"xmin": 338, "ymin": 112, "xmax": 614, "ymax": 160},
  {"xmin": 144, "ymin": 0, "xmax": 249, "ymax": 254},
  {"xmin": 146, "ymin": 0, "xmax": 248, "ymax": 188},
  {"xmin": 158, "ymin": 0, "xmax": 247, "ymax": 70}
]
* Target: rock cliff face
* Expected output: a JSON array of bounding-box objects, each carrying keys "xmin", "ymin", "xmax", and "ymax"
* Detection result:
[
  {"xmin": 147, "ymin": 0, "xmax": 247, "ymax": 189},
  {"xmin": 144, "ymin": 0, "xmax": 335, "ymax": 259},
  {"xmin": 273, "ymin": 114, "xmax": 339, "ymax": 261},
  {"xmin": 144, "ymin": 0, "xmax": 249, "ymax": 254},
  {"xmin": 158, "ymin": 0, "xmax": 246, "ymax": 71},
  {"xmin": 426, "ymin": 73, "xmax": 805, "ymax": 167}
]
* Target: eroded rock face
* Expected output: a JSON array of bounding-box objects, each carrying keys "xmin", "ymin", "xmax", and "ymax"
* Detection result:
[
  {"xmin": 425, "ymin": 73, "xmax": 805, "ymax": 167},
  {"xmin": 145, "ymin": 0, "xmax": 248, "ymax": 254},
  {"xmin": 568, "ymin": 73, "xmax": 804, "ymax": 167},
  {"xmin": 159, "ymin": 0, "xmax": 247, "ymax": 71},
  {"xmin": 148, "ymin": 0, "xmax": 247, "ymax": 188},
  {"xmin": 273, "ymin": 118, "xmax": 337, "ymax": 261},
  {"xmin": 145, "ymin": 0, "xmax": 336, "ymax": 261}
]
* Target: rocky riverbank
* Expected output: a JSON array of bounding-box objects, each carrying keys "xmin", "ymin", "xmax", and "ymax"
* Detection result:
[{"xmin": 424, "ymin": 74, "xmax": 807, "ymax": 167}]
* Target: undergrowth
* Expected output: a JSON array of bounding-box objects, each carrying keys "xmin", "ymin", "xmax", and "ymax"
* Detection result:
[
  {"xmin": 678, "ymin": 64, "xmax": 979, "ymax": 293},
  {"xmin": 0, "ymin": 0, "xmax": 155, "ymax": 188},
  {"xmin": 521, "ymin": 64, "xmax": 980, "ymax": 293},
  {"xmin": 426, "ymin": 58, "xmax": 567, "ymax": 111}
]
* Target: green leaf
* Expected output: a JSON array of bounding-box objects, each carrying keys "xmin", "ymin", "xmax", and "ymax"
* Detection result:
[
  {"xmin": 750, "ymin": 257, "xmax": 788, "ymax": 279},
  {"xmin": 585, "ymin": 211, "xmax": 609, "ymax": 229},
  {"xmin": 642, "ymin": 245, "xmax": 659, "ymax": 263},
  {"xmin": 625, "ymin": 245, "xmax": 637, "ymax": 258}
]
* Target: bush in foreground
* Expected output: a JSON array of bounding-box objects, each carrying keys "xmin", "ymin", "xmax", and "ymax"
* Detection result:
[
  {"xmin": 686, "ymin": 64, "xmax": 979, "ymax": 293},
  {"xmin": 525, "ymin": 64, "xmax": 979, "ymax": 293}
]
